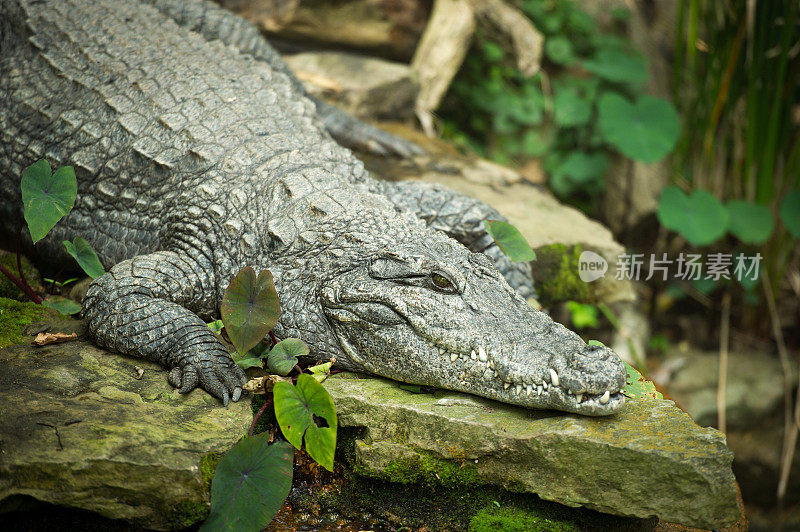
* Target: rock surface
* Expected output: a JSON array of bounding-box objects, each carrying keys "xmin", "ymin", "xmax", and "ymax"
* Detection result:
[
  {"xmin": 324, "ymin": 372, "xmax": 741, "ymax": 529},
  {"xmin": 285, "ymin": 51, "xmax": 418, "ymax": 120},
  {"xmin": 0, "ymin": 316, "xmax": 253, "ymax": 531}
]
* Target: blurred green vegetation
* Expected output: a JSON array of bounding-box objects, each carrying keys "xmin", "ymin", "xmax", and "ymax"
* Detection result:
[{"xmin": 440, "ymin": 0, "xmax": 679, "ymax": 211}]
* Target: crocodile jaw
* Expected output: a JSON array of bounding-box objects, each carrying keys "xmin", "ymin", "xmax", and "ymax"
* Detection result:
[{"xmin": 320, "ymin": 256, "xmax": 627, "ymax": 416}]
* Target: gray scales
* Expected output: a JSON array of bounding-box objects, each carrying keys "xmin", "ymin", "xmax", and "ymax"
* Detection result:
[{"xmin": 0, "ymin": 0, "xmax": 626, "ymax": 415}]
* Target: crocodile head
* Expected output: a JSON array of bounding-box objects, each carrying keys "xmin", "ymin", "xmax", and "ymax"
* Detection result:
[{"xmin": 320, "ymin": 237, "xmax": 627, "ymax": 416}]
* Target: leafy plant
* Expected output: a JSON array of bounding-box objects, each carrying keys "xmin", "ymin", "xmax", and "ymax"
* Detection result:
[
  {"xmin": 220, "ymin": 267, "xmax": 281, "ymax": 357},
  {"xmin": 201, "ymin": 435, "xmax": 294, "ymax": 532},
  {"xmin": 274, "ymin": 374, "xmax": 337, "ymax": 471},
  {"xmin": 204, "ymin": 267, "xmax": 339, "ymax": 529},
  {"xmin": 0, "ymin": 159, "xmax": 105, "ymax": 313},
  {"xmin": 484, "ymin": 220, "xmax": 536, "ymax": 262},
  {"xmin": 440, "ymin": 0, "xmax": 681, "ymax": 204}
]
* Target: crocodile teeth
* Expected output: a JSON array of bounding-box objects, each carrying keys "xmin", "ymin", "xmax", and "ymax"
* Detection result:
[
  {"xmin": 515, "ymin": 384, "xmax": 522, "ymax": 394},
  {"xmin": 488, "ymin": 359, "xmax": 494, "ymax": 368},
  {"xmin": 537, "ymin": 385, "xmax": 543, "ymax": 396},
  {"xmin": 450, "ymin": 353, "xmax": 458, "ymax": 362},
  {"xmin": 503, "ymin": 382, "xmax": 511, "ymax": 389},
  {"xmin": 478, "ymin": 346, "xmax": 488, "ymax": 362},
  {"xmin": 549, "ymin": 369, "xmax": 559, "ymax": 387},
  {"xmin": 526, "ymin": 384, "xmax": 532, "ymax": 396},
  {"xmin": 470, "ymin": 351, "xmax": 477, "ymax": 360},
  {"xmin": 576, "ymin": 393, "xmax": 583, "ymax": 403},
  {"xmin": 543, "ymin": 381, "xmax": 548, "ymax": 390},
  {"xmin": 600, "ymin": 390, "xmax": 610, "ymax": 404}
]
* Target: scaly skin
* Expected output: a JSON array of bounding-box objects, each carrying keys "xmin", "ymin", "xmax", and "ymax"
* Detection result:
[{"xmin": 0, "ymin": 0, "xmax": 626, "ymax": 414}]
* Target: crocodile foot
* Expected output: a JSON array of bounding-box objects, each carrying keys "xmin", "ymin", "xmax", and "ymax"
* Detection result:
[{"xmin": 168, "ymin": 354, "xmax": 247, "ymax": 406}]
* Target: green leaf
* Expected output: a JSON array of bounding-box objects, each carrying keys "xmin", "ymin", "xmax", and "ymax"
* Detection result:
[
  {"xmin": 21, "ymin": 160, "xmax": 77, "ymax": 244},
  {"xmin": 308, "ymin": 361, "xmax": 333, "ymax": 383},
  {"xmin": 598, "ymin": 94, "xmax": 680, "ymax": 163},
  {"xmin": 583, "ymin": 48, "xmax": 648, "ymax": 85},
  {"xmin": 566, "ymin": 301, "xmax": 599, "ymax": 329},
  {"xmin": 273, "ymin": 374, "xmax": 337, "ymax": 471},
  {"xmin": 553, "ymin": 86, "xmax": 592, "ymax": 127},
  {"xmin": 657, "ymin": 187, "xmax": 728, "ymax": 246},
  {"xmin": 42, "ymin": 296, "xmax": 82, "ymax": 315},
  {"xmin": 234, "ymin": 356, "xmax": 264, "ymax": 370},
  {"xmin": 207, "ymin": 320, "xmax": 224, "ymax": 334},
  {"xmin": 62, "ymin": 237, "xmax": 105, "ymax": 279},
  {"xmin": 221, "ymin": 267, "xmax": 281, "ymax": 356},
  {"xmin": 267, "ymin": 338, "xmax": 309, "ymax": 376},
  {"xmin": 481, "ymin": 40, "xmax": 505, "ymax": 62},
  {"xmin": 622, "ymin": 361, "xmax": 662, "ymax": 400},
  {"xmin": 587, "ymin": 339, "xmax": 605, "ymax": 347},
  {"xmin": 779, "ymin": 190, "xmax": 800, "ymax": 238},
  {"xmin": 545, "ymin": 35, "xmax": 576, "ymax": 65},
  {"xmin": 483, "ymin": 220, "xmax": 536, "ymax": 262},
  {"xmin": 201, "ymin": 435, "xmax": 293, "ymax": 532},
  {"xmin": 557, "ymin": 151, "xmax": 609, "ymax": 184},
  {"xmin": 726, "ymin": 200, "xmax": 775, "ymax": 244}
]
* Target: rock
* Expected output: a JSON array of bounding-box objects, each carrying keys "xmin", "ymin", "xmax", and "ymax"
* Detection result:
[
  {"xmin": 0, "ymin": 315, "xmax": 253, "ymax": 531},
  {"xmin": 284, "ymin": 51, "xmax": 417, "ymax": 120},
  {"xmin": 237, "ymin": 0, "xmax": 430, "ymax": 60},
  {"xmin": 324, "ymin": 372, "xmax": 741, "ymax": 529},
  {"xmin": 662, "ymin": 349, "xmax": 798, "ymax": 429}
]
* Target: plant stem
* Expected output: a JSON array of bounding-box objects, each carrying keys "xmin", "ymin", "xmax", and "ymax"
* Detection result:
[
  {"xmin": 763, "ymin": 270, "xmax": 797, "ymax": 503},
  {"xmin": 268, "ymin": 331, "xmax": 278, "ymax": 346},
  {"xmin": 716, "ymin": 292, "xmax": 731, "ymax": 434},
  {"xmin": 0, "ymin": 261, "xmax": 42, "ymax": 304},
  {"xmin": 248, "ymin": 397, "xmax": 273, "ymax": 438}
]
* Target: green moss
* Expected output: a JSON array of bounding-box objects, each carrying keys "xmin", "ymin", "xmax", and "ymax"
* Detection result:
[
  {"xmin": 166, "ymin": 498, "xmax": 209, "ymax": 529},
  {"xmin": 531, "ymin": 244, "xmax": 592, "ymax": 308},
  {"xmin": 469, "ymin": 506, "xmax": 580, "ymax": 532},
  {"xmin": 299, "ymin": 467, "xmax": 652, "ymax": 532},
  {"xmin": 350, "ymin": 448, "xmax": 478, "ymax": 488},
  {"xmin": 0, "ymin": 252, "xmax": 41, "ymax": 301},
  {"xmin": 200, "ymin": 451, "xmax": 222, "ymax": 494},
  {"xmin": 0, "ymin": 297, "xmax": 47, "ymax": 348}
]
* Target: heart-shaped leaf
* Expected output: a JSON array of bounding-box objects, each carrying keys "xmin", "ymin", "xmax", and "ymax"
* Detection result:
[
  {"xmin": 556, "ymin": 151, "xmax": 609, "ymax": 184},
  {"xmin": 308, "ymin": 360, "xmax": 334, "ymax": 383},
  {"xmin": 273, "ymin": 374, "xmax": 337, "ymax": 471},
  {"xmin": 726, "ymin": 200, "xmax": 775, "ymax": 244},
  {"xmin": 779, "ymin": 190, "xmax": 800, "ymax": 238},
  {"xmin": 598, "ymin": 93, "xmax": 680, "ymax": 163},
  {"xmin": 622, "ymin": 361, "xmax": 662, "ymax": 400},
  {"xmin": 42, "ymin": 296, "xmax": 82, "ymax": 315},
  {"xmin": 63, "ymin": 237, "xmax": 105, "ymax": 279},
  {"xmin": 21, "ymin": 160, "xmax": 77, "ymax": 243},
  {"xmin": 201, "ymin": 435, "xmax": 293, "ymax": 532},
  {"xmin": 657, "ymin": 187, "xmax": 728, "ymax": 246},
  {"xmin": 221, "ymin": 267, "xmax": 281, "ymax": 356},
  {"xmin": 545, "ymin": 35, "xmax": 576, "ymax": 65},
  {"xmin": 267, "ymin": 338, "xmax": 309, "ymax": 376},
  {"xmin": 484, "ymin": 220, "xmax": 536, "ymax": 262},
  {"xmin": 553, "ymin": 86, "xmax": 592, "ymax": 127},
  {"xmin": 583, "ymin": 47, "xmax": 648, "ymax": 85}
]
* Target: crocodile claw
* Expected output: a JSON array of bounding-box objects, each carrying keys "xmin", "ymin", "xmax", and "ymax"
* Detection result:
[{"xmin": 168, "ymin": 353, "xmax": 247, "ymax": 406}]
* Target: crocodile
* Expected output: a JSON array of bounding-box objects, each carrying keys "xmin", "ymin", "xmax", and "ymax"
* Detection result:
[{"xmin": 0, "ymin": 0, "xmax": 627, "ymax": 415}]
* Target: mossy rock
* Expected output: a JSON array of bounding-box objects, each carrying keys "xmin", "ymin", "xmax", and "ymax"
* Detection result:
[
  {"xmin": 0, "ymin": 297, "xmax": 50, "ymax": 348},
  {"xmin": 531, "ymin": 243, "xmax": 592, "ymax": 308},
  {"xmin": 0, "ymin": 251, "xmax": 41, "ymax": 300}
]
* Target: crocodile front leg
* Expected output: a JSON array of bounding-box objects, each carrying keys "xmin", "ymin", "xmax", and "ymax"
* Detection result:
[
  {"xmin": 83, "ymin": 251, "xmax": 247, "ymax": 405},
  {"xmin": 374, "ymin": 180, "xmax": 536, "ymax": 299}
]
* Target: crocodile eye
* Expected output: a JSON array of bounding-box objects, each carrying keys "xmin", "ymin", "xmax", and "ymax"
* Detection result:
[{"xmin": 431, "ymin": 272, "xmax": 454, "ymax": 292}]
